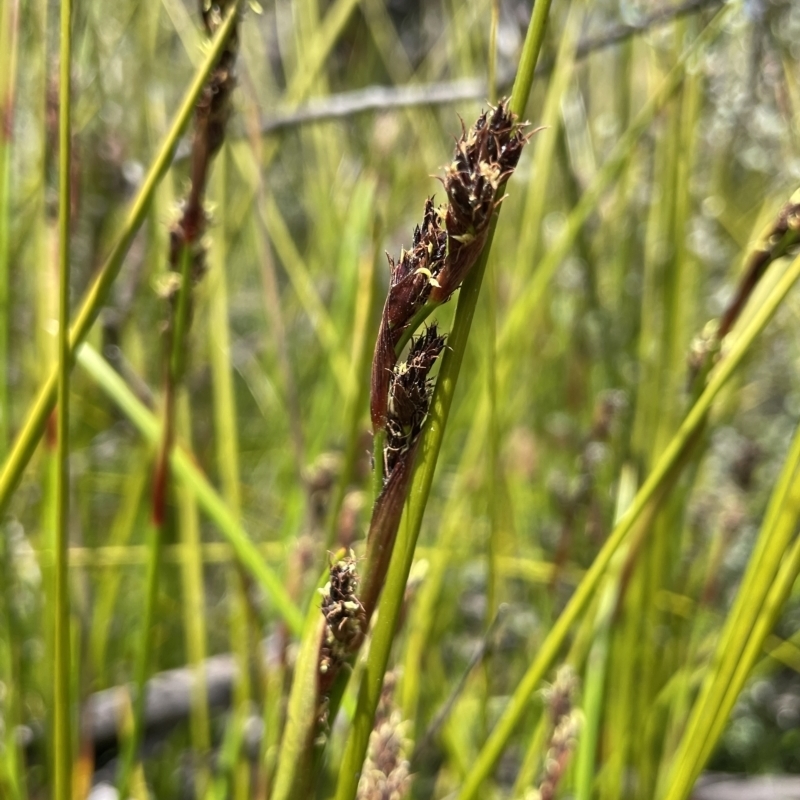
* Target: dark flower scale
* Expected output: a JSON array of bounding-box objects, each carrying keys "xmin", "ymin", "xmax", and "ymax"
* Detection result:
[
  {"xmin": 371, "ymin": 199, "xmax": 447, "ymax": 430},
  {"xmin": 370, "ymin": 100, "xmax": 527, "ymax": 435},
  {"xmin": 384, "ymin": 325, "xmax": 446, "ymax": 478}
]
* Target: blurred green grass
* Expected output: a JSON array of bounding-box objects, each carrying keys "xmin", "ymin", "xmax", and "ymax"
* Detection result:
[{"xmin": 3, "ymin": 0, "xmax": 800, "ymax": 798}]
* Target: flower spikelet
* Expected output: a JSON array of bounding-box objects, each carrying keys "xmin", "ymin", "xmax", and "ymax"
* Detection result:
[
  {"xmin": 371, "ymin": 200, "xmax": 447, "ymax": 429},
  {"xmin": 319, "ymin": 552, "xmax": 365, "ymax": 690},
  {"xmin": 357, "ymin": 673, "xmax": 413, "ymax": 800},
  {"xmin": 432, "ymin": 99, "xmax": 528, "ymax": 302},
  {"xmin": 383, "ymin": 325, "xmax": 446, "ymax": 480}
]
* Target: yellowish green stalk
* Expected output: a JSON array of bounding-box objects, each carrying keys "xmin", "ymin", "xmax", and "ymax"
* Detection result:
[
  {"xmin": 664, "ymin": 415, "xmax": 800, "ymax": 799},
  {"xmin": 118, "ymin": 239, "xmax": 199, "ymax": 800},
  {"xmin": 457, "ymin": 250, "xmax": 800, "ymax": 800},
  {"xmin": 513, "ymin": 0, "xmax": 583, "ymax": 280},
  {"xmin": 324, "ymin": 183, "xmax": 379, "ymax": 551},
  {"xmin": 206, "ymin": 153, "xmax": 251, "ymax": 800},
  {"xmin": 176, "ymin": 393, "xmax": 212, "ymax": 797},
  {"xmin": 115, "ymin": 511, "xmax": 165, "ymax": 799},
  {"xmin": 497, "ymin": 5, "xmax": 730, "ymax": 358},
  {"xmin": 88, "ymin": 452, "xmax": 149, "ymax": 682},
  {"xmin": 258, "ymin": 188, "xmax": 353, "ymax": 396},
  {"xmin": 574, "ymin": 464, "xmax": 638, "ymax": 800},
  {"xmin": 0, "ymin": 0, "xmax": 20, "ymax": 453}
]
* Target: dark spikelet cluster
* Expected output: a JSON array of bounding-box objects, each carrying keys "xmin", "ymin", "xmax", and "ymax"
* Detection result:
[
  {"xmin": 370, "ymin": 100, "xmax": 527, "ymax": 433},
  {"xmin": 152, "ymin": 1, "xmax": 240, "ymax": 527},
  {"xmin": 689, "ymin": 195, "xmax": 800, "ymax": 387},
  {"xmin": 432, "ymin": 101, "xmax": 528, "ymax": 302},
  {"xmin": 384, "ymin": 325, "xmax": 446, "ymax": 479},
  {"xmin": 717, "ymin": 198, "xmax": 800, "ymax": 339},
  {"xmin": 319, "ymin": 552, "xmax": 366, "ymax": 693},
  {"xmin": 371, "ymin": 200, "xmax": 447, "ymax": 430},
  {"xmin": 314, "ymin": 101, "xmax": 528, "ymax": 718}
]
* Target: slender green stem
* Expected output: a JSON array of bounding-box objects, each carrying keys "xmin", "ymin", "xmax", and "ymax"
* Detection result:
[
  {"xmin": 664, "ymin": 415, "xmax": 800, "ymax": 799},
  {"xmin": 332, "ymin": 3, "xmax": 554, "ymax": 799},
  {"xmin": 457, "ymin": 251, "xmax": 800, "ymax": 800},
  {"xmin": 0, "ymin": 0, "xmax": 20, "ymax": 454},
  {"xmin": 53, "ymin": 0, "xmax": 72, "ymax": 796},
  {"xmin": 498, "ymin": 4, "xmax": 730, "ymax": 356},
  {"xmin": 115, "ymin": 514, "xmax": 164, "ymax": 798},
  {"xmin": 488, "ymin": 0, "xmax": 499, "ymax": 104},
  {"xmin": 207, "ymin": 154, "xmax": 253, "ymax": 799},
  {"xmin": 118, "ymin": 238, "xmax": 197, "ymax": 798},
  {"xmin": 0, "ymin": 2, "xmax": 241, "ymax": 519},
  {"xmin": 76, "ymin": 343, "xmax": 304, "ymax": 633}
]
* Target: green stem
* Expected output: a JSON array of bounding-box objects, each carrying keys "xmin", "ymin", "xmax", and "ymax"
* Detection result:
[
  {"xmin": 332, "ymin": 3, "xmax": 554, "ymax": 798},
  {"xmin": 457, "ymin": 250, "xmax": 800, "ymax": 800},
  {"xmin": 115, "ymin": 516, "xmax": 165, "ymax": 798},
  {"xmin": 664, "ymin": 415, "xmax": 800, "ymax": 799},
  {"xmin": 53, "ymin": 0, "xmax": 72, "ymax": 796},
  {"xmin": 0, "ymin": 1, "xmax": 241, "ymax": 519},
  {"xmin": 392, "ymin": 299, "xmax": 440, "ymax": 357},
  {"xmin": 118, "ymin": 241, "xmax": 197, "ymax": 799},
  {"xmin": 0, "ymin": 0, "xmax": 20, "ymax": 454}
]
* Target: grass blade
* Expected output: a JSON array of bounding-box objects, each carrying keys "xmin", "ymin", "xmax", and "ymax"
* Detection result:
[{"xmin": 75, "ymin": 342, "xmax": 303, "ymax": 634}]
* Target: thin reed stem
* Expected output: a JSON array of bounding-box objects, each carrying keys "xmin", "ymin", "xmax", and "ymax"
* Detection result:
[
  {"xmin": 664, "ymin": 415, "xmax": 800, "ymax": 799},
  {"xmin": 53, "ymin": 0, "xmax": 73, "ymax": 796},
  {"xmin": 0, "ymin": 0, "xmax": 20, "ymax": 454}
]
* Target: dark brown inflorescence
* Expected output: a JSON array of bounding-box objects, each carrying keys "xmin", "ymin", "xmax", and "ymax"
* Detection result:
[
  {"xmin": 316, "ymin": 100, "xmax": 529, "ymax": 717},
  {"xmin": 168, "ymin": 0, "xmax": 239, "ymax": 287},
  {"xmin": 151, "ymin": 1, "xmax": 240, "ymax": 528},
  {"xmin": 433, "ymin": 101, "xmax": 528, "ymax": 301},
  {"xmin": 319, "ymin": 552, "xmax": 366, "ymax": 693},
  {"xmin": 370, "ymin": 99, "xmax": 527, "ymax": 434},
  {"xmin": 384, "ymin": 325, "xmax": 446, "ymax": 478},
  {"xmin": 370, "ymin": 199, "xmax": 447, "ymax": 431}
]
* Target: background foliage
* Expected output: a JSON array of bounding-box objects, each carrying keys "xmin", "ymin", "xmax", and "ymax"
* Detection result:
[{"xmin": 2, "ymin": 0, "xmax": 800, "ymax": 797}]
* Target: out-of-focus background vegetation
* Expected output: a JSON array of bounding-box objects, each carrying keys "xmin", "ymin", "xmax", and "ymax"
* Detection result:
[{"xmin": 3, "ymin": 0, "xmax": 800, "ymax": 797}]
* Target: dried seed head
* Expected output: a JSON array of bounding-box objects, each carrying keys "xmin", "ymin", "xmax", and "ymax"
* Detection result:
[
  {"xmin": 432, "ymin": 99, "xmax": 529, "ymax": 302},
  {"xmin": 383, "ymin": 325, "xmax": 446, "ymax": 479},
  {"xmin": 534, "ymin": 667, "xmax": 581, "ymax": 800},
  {"xmin": 319, "ymin": 552, "xmax": 366, "ymax": 690},
  {"xmin": 370, "ymin": 200, "xmax": 447, "ymax": 430},
  {"xmin": 357, "ymin": 674, "xmax": 413, "ymax": 800}
]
